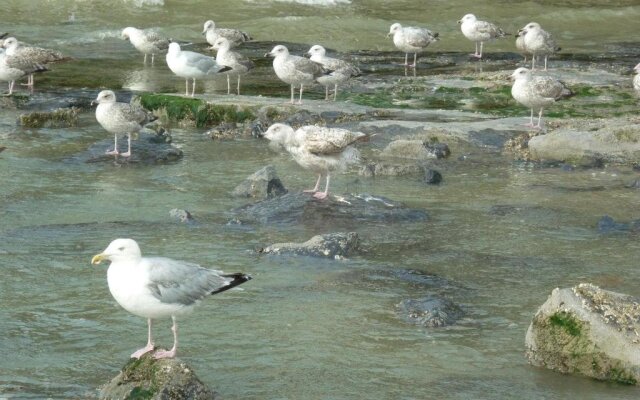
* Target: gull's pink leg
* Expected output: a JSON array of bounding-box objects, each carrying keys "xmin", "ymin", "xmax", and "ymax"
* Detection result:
[
  {"xmin": 333, "ymin": 84, "xmax": 338, "ymax": 101},
  {"xmin": 185, "ymin": 79, "xmax": 189, "ymax": 96},
  {"xmin": 409, "ymin": 53, "xmax": 417, "ymax": 68},
  {"xmin": 151, "ymin": 54, "xmax": 155, "ymax": 65},
  {"xmin": 290, "ymin": 84, "xmax": 295, "ymax": 104},
  {"xmin": 131, "ymin": 319, "xmax": 155, "ymax": 359},
  {"xmin": 120, "ymin": 134, "xmax": 132, "ymax": 158},
  {"xmin": 313, "ymin": 173, "xmax": 330, "ymax": 200},
  {"xmin": 324, "ymin": 86, "xmax": 329, "ymax": 101},
  {"xmin": 304, "ymin": 174, "xmax": 322, "ymax": 193},
  {"xmin": 237, "ymin": 75, "xmax": 241, "ymax": 95},
  {"xmin": 535, "ymin": 109, "xmax": 544, "ymax": 129},
  {"xmin": 191, "ymin": 78, "xmax": 196, "ymax": 97},
  {"xmin": 143, "ymin": 54, "xmax": 148, "ymax": 64},
  {"xmin": 105, "ymin": 134, "xmax": 120, "ymax": 155},
  {"xmin": 227, "ymin": 75, "xmax": 231, "ymax": 95},
  {"xmin": 154, "ymin": 316, "xmax": 178, "ymax": 359},
  {"xmin": 297, "ymin": 84, "xmax": 304, "ymax": 104}
]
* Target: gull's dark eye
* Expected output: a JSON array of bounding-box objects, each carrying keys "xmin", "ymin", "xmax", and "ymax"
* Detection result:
[{"xmin": 118, "ymin": 246, "xmax": 125, "ymax": 251}]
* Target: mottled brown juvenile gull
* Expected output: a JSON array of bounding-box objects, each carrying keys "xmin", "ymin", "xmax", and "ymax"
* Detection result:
[
  {"xmin": 92, "ymin": 238, "xmax": 251, "ymax": 359},
  {"xmin": 212, "ymin": 37, "xmax": 254, "ymax": 95},
  {"xmin": 519, "ymin": 22, "xmax": 560, "ymax": 71},
  {"xmin": 633, "ymin": 63, "xmax": 640, "ymax": 92},
  {"xmin": 457, "ymin": 14, "xmax": 507, "ymax": 59},
  {"xmin": 387, "ymin": 23, "xmax": 439, "ymax": 68},
  {"xmin": 93, "ymin": 90, "xmax": 155, "ymax": 157},
  {"xmin": 307, "ymin": 45, "xmax": 360, "ymax": 101},
  {"xmin": 121, "ymin": 27, "xmax": 170, "ymax": 65},
  {"xmin": 266, "ymin": 45, "xmax": 326, "ymax": 104},
  {"xmin": 2, "ymin": 37, "xmax": 69, "ymax": 88},
  {"xmin": 510, "ymin": 67, "xmax": 572, "ymax": 129},
  {"xmin": 165, "ymin": 42, "xmax": 231, "ymax": 97},
  {"xmin": 262, "ymin": 123, "xmax": 367, "ymax": 199},
  {"xmin": 0, "ymin": 48, "xmax": 47, "ymax": 94},
  {"xmin": 202, "ymin": 20, "xmax": 252, "ymax": 48}
]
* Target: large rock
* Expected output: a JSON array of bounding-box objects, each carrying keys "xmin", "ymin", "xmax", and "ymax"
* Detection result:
[
  {"xmin": 380, "ymin": 139, "xmax": 450, "ymax": 160},
  {"xmin": 18, "ymin": 107, "xmax": 79, "ymax": 128},
  {"xmin": 396, "ymin": 296, "xmax": 463, "ymax": 327},
  {"xmin": 525, "ymin": 283, "xmax": 640, "ymax": 385},
  {"xmin": 99, "ymin": 355, "xmax": 217, "ymax": 399},
  {"xmin": 232, "ymin": 192, "xmax": 428, "ymax": 226},
  {"xmin": 528, "ymin": 119, "xmax": 640, "ymax": 165},
  {"xmin": 260, "ymin": 232, "xmax": 359, "ymax": 258},
  {"xmin": 80, "ymin": 130, "xmax": 183, "ymax": 165},
  {"xmin": 231, "ymin": 165, "xmax": 287, "ymax": 200}
]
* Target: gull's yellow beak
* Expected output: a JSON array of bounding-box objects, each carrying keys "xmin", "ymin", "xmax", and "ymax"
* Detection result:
[{"xmin": 91, "ymin": 253, "xmax": 106, "ymax": 265}]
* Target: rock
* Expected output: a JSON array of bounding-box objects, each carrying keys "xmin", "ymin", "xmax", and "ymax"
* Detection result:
[
  {"xmin": 381, "ymin": 139, "xmax": 450, "ymax": 160},
  {"xmin": 260, "ymin": 232, "xmax": 359, "ymax": 258},
  {"xmin": 169, "ymin": 209, "xmax": 194, "ymax": 224},
  {"xmin": 231, "ymin": 166, "xmax": 287, "ymax": 200},
  {"xmin": 424, "ymin": 169, "xmax": 443, "ymax": 185},
  {"xmin": 207, "ymin": 122, "xmax": 241, "ymax": 140},
  {"xmin": 99, "ymin": 355, "xmax": 217, "ymax": 399},
  {"xmin": 396, "ymin": 296, "xmax": 463, "ymax": 327},
  {"xmin": 359, "ymin": 162, "xmax": 423, "ymax": 177},
  {"xmin": 232, "ymin": 192, "xmax": 428, "ymax": 226},
  {"xmin": 81, "ymin": 131, "xmax": 183, "ymax": 165},
  {"xmin": 18, "ymin": 107, "xmax": 79, "ymax": 128},
  {"xmin": 596, "ymin": 215, "xmax": 640, "ymax": 234},
  {"xmin": 528, "ymin": 119, "xmax": 640, "ymax": 165},
  {"xmin": 627, "ymin": 179, "xmax": 640, "ymax": 189},
  {"xmin": 525, "ymin": 283, "xmax": 640, "ymax": 385}
]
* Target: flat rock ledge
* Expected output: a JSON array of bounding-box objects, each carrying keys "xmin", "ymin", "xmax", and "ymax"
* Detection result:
[
  {"xmin": 525, "ymin": 283, "xmax": 640, "ymax": 385},
  {"xmin": 99, "ymin": 355, "xmax": 216, "ymax": 400},
  {"xmin": 259, "ymin": 232, "xmax": 359, "ymax": 258}
]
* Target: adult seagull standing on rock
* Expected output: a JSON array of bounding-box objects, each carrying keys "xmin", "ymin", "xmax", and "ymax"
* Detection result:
[
  {"xmin": 266, "ymin": 45, "xmax": 327, "ymax": 104},
  {"xmin": 165, "ymin": 42, "xmax": 231, "ymax": 97},
  {"xmin": 510, "ymin": 67, "xmax": 572, "ymax": 129},
  {"xmin": 387, "ymin": 23, "xmax": 439, "ymax": 68},
  {"xmin": 93, "ymin": 90, "xmax": 156, "ymax": 158},
  {"xmin": 92, "ymin": 238, "xmax": 251, "ymax": 359},
  {"xmin": 458, "ymin": 14, "xmax": 508, "ymax": 59},
  {"xmin": 261, "ymin": 123, "xmax": 369, "ymax": 199}
]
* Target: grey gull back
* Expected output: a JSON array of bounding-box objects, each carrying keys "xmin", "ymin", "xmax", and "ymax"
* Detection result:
[{"xmin": 203, "ymin": 20, "xmax": 252, "ymax": 48}]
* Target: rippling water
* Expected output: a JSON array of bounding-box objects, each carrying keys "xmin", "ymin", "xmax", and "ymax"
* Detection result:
[{"xmin": 2, "ymin": 1, "xmax": 640, "ymax": 399}]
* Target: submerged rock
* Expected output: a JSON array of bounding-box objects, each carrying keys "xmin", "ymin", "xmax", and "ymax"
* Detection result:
[
  {"xmin": 81, "ymin": 130, "xmax": 183, "ymax": 165},
  {"xmin": 381, "ymin": 139, "xmax": 451, "ymax": 160},
  {"xmin": 169, "ymin": 208, "xmax": 195, "ymax": 224},
  {"xmin": 260, "ymin": 232, "xmax": 359, "ymax": 258},
  {"xmin": 396, "ymin": 296, "xmax": 463, "ymax": 327},
  {"xmin": 525, "ymin": 283, "xmax": 640, "ymax": 385},
  {"xmin": 359, "ymin": 162, "xmax": 423, "ymax": 177},
  {"xmin": 232, "ymin": 192, "xmax": 428, "ymax": 226},
  {"xmin": 231, "ymin": 165, "xmax": 287, "ymax": 200},
  {"xmin": 99, "ymin": 355, "xmax": 217, "ymax": 399},
  {"xmin": 424, "ymin": 169, "xmax": 443, "ymax": 185},
  {"xmin": 596, "ymin": 215, "xmax": 640, "ymax": 234},
  {"xmin": 18, "ymin": 107, "xmax": 79, "ymax": 128}
]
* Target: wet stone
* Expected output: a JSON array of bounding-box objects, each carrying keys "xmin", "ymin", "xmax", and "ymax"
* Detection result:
[
  {"xmin": 424, "ymin": 169, "xmax": 443, "ymax": 185},
  {"xmin": 231, "ymin": 165, "xmax": 287, "ymax": 200},
  {"xmin": 80, "ymin": 131, "xmax": 183, "ymax": 165},
  {"xmin": 169, "ymin": 209, "xmax": 195, "ymax": 224},
  {"xmin": 381, "ymin": 139, "xmax": 451, "ymax": 161},
  {"xmin": 18, "ymin": 107, "xmax": 79, "ymax": 128},
  {"xmin": 396, "ymin": 296, "xmax": 463, "ymax": 328},
  {"xmin": 359, "ymin": 162, "xmax": 423, "ymax": 177},
  {"xmin": 232, "ymin": 191, "xmax": 428, "ymax": 226},
  {"xmin": 259, "ymin": 232, "xmax": 359, "ymax": 258},
  {"xmin": 597, "ymin": 215, "xmax": 640, "ymax": 234}
]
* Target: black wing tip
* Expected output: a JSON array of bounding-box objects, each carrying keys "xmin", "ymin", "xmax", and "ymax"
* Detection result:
[{"xmin": 210, "ymin": 273, "xmax": 252, "ymax": 295}]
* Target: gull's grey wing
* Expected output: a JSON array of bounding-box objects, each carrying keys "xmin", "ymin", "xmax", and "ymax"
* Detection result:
[
  {"xmin": 182, "ymin": 50, "xmax": 224, "ymax": 74},
  {"xmin": 113, "ymin": 102, "xmax": 154, "ymax": 125},
  {"xmin": 475, "ymin": 21, "xmax": 507, "ymax": 39},
  {"xmin": 291, "ymin": 56, "xmax": 326, "ymax": 78},
  {"xmin": 144, "ymin": 257, "xmax": 235, "ymax": 306},
  {"xmin": 217, "ymin": 28, "xmax": 252, "ymax": 44},
  {"xmin": 15, "ymin": 46, "xmax": 67, "ymax": 64},
  {"xmin": 532, "ymin": 76, "xmax": 570, "ymax": 100},
  {"xmin": 320, "ymin": 57, "xmax": 360, "ymax": 76},
  {"xmin": 404, "ymin": 27, "xmax": 438, "ymax": 48},
  {"xmin": 298, "ymin": 126, "xmax": 367, "ymax": 154},
  {"xmin": 4, "ymin": 53, "xmax": 47, "ymax": 73},
  {"xmin": 145, "ymin": 30, "xmax": 170, "ymax": 51}
]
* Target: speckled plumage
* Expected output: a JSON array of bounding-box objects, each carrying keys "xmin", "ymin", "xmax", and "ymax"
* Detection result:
[
  {"xmin": 511, "ymin": 67, "xmax": 572, "ymax": 128},
  {"xmin": 202, "ymin": 20, "xmax": 251, "ymax": 48},
  {"xmin": 94, "ymin": 90, "xmax": 155, "ymax": 157},
  {"xmin": 262, "ymin": 123, "xmax": 366, "ymax": 199},
  {"xmin": 266, "ymin": 45, "xmax": 326, "ymax": 104},
  {"xmin": 0, "ymin": 48, "xmax": 47, "ymax": 94},
  {"xmin": 519, "ymin": 22, "xmax": 560, "ymax": 70},
  {"xmin": 92, "ymin": 238, "xmax": 251, "ymax": 359},
  {"xmin": 2, "ymin": 36, "xmax": 68, "ymax": 88},
  {"xmin": 387, "ymin": 23, "xmax": 439, "ymax": 68},
  {"xmin": 458, "ymin": 14, "xmax": 507, "ymax": 59},
  {"xmin": 212, "ymin": 37, "xmax": 254, "ymax": 95},
  {"xmin": 121, "ymin": 27, "xmax": 170, "ymax": 65},
  {"xmin": 307, "ymin": 45, "xmax": 360, "ymax": 101}
]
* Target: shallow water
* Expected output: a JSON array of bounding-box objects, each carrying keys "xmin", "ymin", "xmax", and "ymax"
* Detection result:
[{"xmin": 2, "ymin": 1, "xmax": 640, "ymax": 399}]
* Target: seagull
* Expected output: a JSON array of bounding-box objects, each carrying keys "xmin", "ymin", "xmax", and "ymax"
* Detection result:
[
  {"xmin": 212, "ymin": 37, "xmax": 254, "ymax": 95},
  {"xmin": 633, "ymin": 63, "xmax": 640, "ymax": 92},
  {"xmin": 91, "ymin": 238, "xmax": 251, "ymax": 359},
  {"xmin": 307, "ymin": 45, "xmax": 361, "ymax": 101},
  {"xmin": 121, "ymin": 27, "xmax": 170, "ymax": 65},
  {"xmin": 266, "ymin": 45, "xmax": 327, "ymax": 104},
  {"xmin": 261, "ymin": 123, "xmax": 367, "ymax": 199},
  {"xmin": 518, "ymin": 22, "xmax": 560, "ymax": 71},
  {"xmin": 202, "ymin": 20, "xmax": 252, "ymax": 48},
  {"xmin": 0, "ymin": 48, "xmax": 47, "ymax": 95},
  {"xmin": 515, "ymin": 30, "xmax": 533, "ymax": 64},
  {"xmin": 387, "ymin": 23, "xmax": 439, "ymax": 68},
  {"xmin": 457, "ymin": 14, "xmax": 507, "ymax": 59},
  {"xmin": 2, "ymin": 37, "xmax": 69, "ymax": 88},
  {"xmin": 93, "ymin": 90, "xmax": 156, "ymax": 157},
  {"xmin": 510, "ymin": 67, "xmax": 572, "ymax": 129},
  {"xmin": 165, "ymin": 42, "xmax": 231, "ymax": 97}
]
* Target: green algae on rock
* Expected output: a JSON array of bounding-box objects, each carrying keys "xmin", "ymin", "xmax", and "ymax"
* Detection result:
[
  {"xmin": 526, "ymin": 284, "xmax": 640, "ymax": 385},
  {"xmin": 18, "ymin": 107, "xmax": 79, "ymax": 128}
]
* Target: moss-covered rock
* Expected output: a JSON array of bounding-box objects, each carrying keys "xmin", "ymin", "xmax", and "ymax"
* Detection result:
[
  {"xmin": 137, "ymin": 94, "xmax": 256, "ymax": 128},
  {"xmin": 98, "ymin": 354, "xmax": 217, "ymax": 399},
  {"xmin": 526, "ymin": 283, "xmax": 640, "ymax": 385},
  {"xmin": 18, "ymin": 107, "xmax": 79, "ymax": 128}
]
